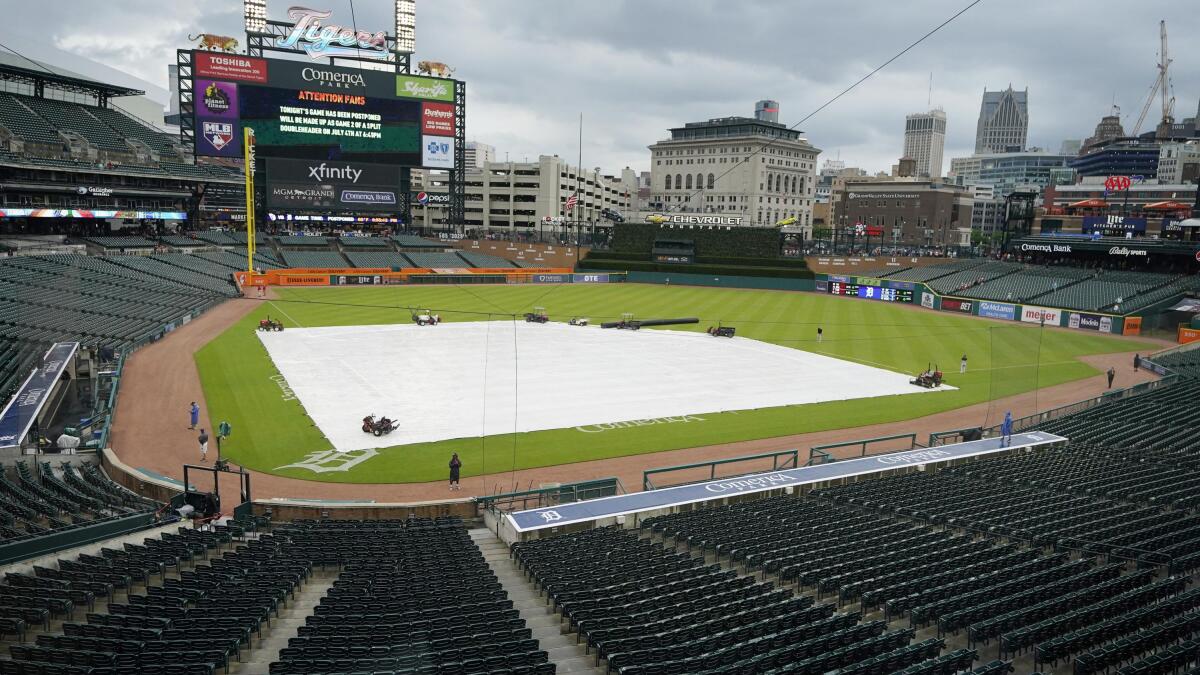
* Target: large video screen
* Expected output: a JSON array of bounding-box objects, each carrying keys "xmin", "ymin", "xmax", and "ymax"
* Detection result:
[
  {"xmin": 191, "ymin": 51, "xmax": 457, "ymax": 168},
  {"xmin": 266, "ymin": 158, "xmax": 402, "ymax": 212}
]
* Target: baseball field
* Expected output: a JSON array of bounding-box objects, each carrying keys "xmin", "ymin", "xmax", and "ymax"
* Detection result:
[{"xmin": 195, "ymin": 283, "xmax": 1155, "ymax": 483}]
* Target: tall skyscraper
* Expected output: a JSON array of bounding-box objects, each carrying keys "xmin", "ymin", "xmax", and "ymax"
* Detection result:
[
  {"xmin": 975, "ymin": 86, "xmax": 1029, "ymax": 153},
  {"xmin": 903, "ymin": 108, "xmax": 947, "ymax": 178},
  {"xmin": 755, "ymin": 100, "xmax": 779, "ymax": 123}
]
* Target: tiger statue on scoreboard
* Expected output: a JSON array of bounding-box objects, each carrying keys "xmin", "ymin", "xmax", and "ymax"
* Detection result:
[
  {"xmin": 189, "ymin": 34, "xmax": 240, "ymax": 53},
  {"xmin": 416, "ymin": 61, "xmax": 454, "ymax": 78}
]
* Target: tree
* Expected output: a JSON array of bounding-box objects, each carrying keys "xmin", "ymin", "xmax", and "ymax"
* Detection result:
[{"xmin": 811, "ymin": 227, "xmax": 833, "ymax": 241}]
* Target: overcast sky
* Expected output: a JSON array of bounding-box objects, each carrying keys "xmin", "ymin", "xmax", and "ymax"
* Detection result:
[{"xmin": 3, "ymin": 0, "xmax": 1197, "ymax": 175}]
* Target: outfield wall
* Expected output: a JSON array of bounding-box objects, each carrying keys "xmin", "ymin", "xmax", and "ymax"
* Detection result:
[
  {"xmin": 627, "ymin": 271, "xmax": 815, "ymax": 291},
  {"xmin": 812, "ymin": 272, "xmax": 1129, "ymax": 335}
]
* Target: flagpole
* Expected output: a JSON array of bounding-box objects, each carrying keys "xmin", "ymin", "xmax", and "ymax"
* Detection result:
[{"xmin": 576, "ymin": 112, "xmax": 583, "ymax": 255}]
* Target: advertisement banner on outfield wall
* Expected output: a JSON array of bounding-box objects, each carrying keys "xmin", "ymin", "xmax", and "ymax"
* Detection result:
[
  {"xmin": 920, "ymin": 292, "xmax": 935, "ymax": 309},
  {"xmin": 1180, "ymin": 327, "xmax": 1200, "ymax": 344},
  {"xmin": 533, "ymin": 274, "xmax": 568, "ymax": 283},
  {"xmin": 1067, "ymin": 312, "xmax": 1111, "ymax": 332},
  {"xmin": 941, "ymin": 298, "xmax": 973, "ymax": 314},
  {"xmin": 978, "ymin": 301, "xmax": 1017, "ymax": 321},
  {"xmin": 887, "ymin": 280, "xmax": 916, "ymax": 291},
  {"xmin": 815, "ymin": 279, "xmax": 829, "ymax": 292},
  {"xmin": 1021, "ymin": 306, "xmax": 1060, "ymax": 325},
  {"xmin": 572, "ymin": 274, "xmax": 610, "ymax": 283},
  {"xmin": 1123, "ymin": 316, "xmax": 1142, "ymax": 336},
  {"xmin": 331, "ymin": 275, "xmax": 384, "ymax": 285}
]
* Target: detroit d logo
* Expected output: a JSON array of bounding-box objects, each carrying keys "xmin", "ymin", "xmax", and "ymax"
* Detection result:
[
  {"xmin": 540, "ymin": 510, "xmax": 563, "ymax": 523},
  {"xmin": 203, "ymin": 121, "xmax": 233, "ymax": 150},
  {"xmin": 275, "ymin": 448, "xmax": 378, "ymax": 473}
]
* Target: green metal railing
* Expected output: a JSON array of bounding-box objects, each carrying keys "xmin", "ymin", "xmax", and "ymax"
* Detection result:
[
  {"xmin": 642, "ymin": 449, "xmax": 799, "ymax": 491},
  {"xmin": 806, "ymin": 433, "xmax": 918, "ymax": 466},
  {"xmin": 476, "ymin": 477, "xmax": 622, "ymax": 515},
  {"xmin": 96, "ymin": 350, "xmax": 127, "ymax": 451}
]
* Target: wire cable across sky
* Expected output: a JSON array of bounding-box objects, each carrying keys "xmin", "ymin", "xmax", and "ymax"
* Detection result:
[{"xmin": 665, "ymin": 0, "xmax": 985, "ymax": 213}]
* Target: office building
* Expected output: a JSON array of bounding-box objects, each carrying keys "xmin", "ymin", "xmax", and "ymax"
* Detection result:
[
  {"xmin": 1083, "ymin": 109, "xmax": 1126, "ymax": 150},
  {"xmin": 902, "ymin": 108, "xmax": 946, "ymax": 178},
  {"xmin": 463, "ymin": 141, "xmax": 495, "ymax": 169},
  {"xmin": 829, "ymin": 178, "xmax": 974, "ymax": 248},
  {"xmin": 975, "ymin": 86, "xmax": 1029, "ymax": 153},
  {"xmin": 947, "ymin": 151, "xmax": 1071, "ymax": 198},
  {"xmin": 1070, "ymin": 139, "xmax": 1160, "ymax": 178},
  {"xmin": 1157, "ymin": 141, "xmax": 1200, "ymax": 184},
  {"xmin": 648, "ymin": 104, "xmax": 820, "ymax": 234}
]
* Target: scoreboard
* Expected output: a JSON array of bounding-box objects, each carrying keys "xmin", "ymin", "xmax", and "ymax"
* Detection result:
[{"xmin": 828, "ymin": 281, "xmax": 913, "ymax": 303}]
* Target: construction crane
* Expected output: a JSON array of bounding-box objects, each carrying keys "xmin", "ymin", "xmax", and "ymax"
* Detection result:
[{"xmin": 1132, "ymin": 20, "xmax": 1174, "ymax": 136}]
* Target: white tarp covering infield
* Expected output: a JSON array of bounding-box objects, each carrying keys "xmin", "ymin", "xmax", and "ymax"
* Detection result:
[{"xmin": 257, "ymin": 321, "xmax": 955, "ymax": 452}]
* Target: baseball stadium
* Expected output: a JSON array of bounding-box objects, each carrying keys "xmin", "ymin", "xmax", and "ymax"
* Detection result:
[{"xmin": 2, "ymin": 2, "xmax": 1200, "ymax": 675}]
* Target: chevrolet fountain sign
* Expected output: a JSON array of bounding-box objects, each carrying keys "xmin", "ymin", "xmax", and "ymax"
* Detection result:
[{"xmin": 645, "ymin": 213, "xmax": 744, "ymax": 226}]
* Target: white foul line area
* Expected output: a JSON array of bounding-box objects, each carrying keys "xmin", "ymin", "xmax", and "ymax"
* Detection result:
[{"xmin": 257, "ymin": 321, "xmax": 954, "ymax": 452}]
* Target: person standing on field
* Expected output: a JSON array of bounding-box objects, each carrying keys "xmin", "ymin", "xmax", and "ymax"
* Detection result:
[
  {"xmin": 817, "ymin": 326, "xmax": 823, "ymax": 343},
  {"xmin": 1133, "ymin": 354, "xmax": 1141, "ymax": 372},
  {"xmin": 960, "ymin": 354, "xmax": 968, "ymax": 374},
  {"xmin": 189, "ymin": 402, "xmax": 199, "ymax": 430},
  {"xmin": 1107, "ymin": 367, "xmax": 1115, "ymax": 389},
  {"xmin": 449, "ymin": 453, "xmax": 462, "ymax": 491},
  {"xmin": 198, "ymin": 428, "xmax": 210, "ymax": 461}
]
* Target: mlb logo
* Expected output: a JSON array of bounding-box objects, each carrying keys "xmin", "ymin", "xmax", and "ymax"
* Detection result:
[{"xmin": 203, "ymin": 121, "xmax": 234, "ymax": 150}]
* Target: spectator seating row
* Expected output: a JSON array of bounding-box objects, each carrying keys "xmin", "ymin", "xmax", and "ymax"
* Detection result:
[
  {"xmin": 1032, "ymin": 270, "xmax": 1177, "ymax": 312},
  {"xmin": 513, "ymin": 525, "xmax": 940, "ymax": 675},
  {"xmin": 956, "ymin": 265, "xmax": 1091, "ymax": 303},
  {"xmin": 269, "ymin": 517, "xmax": 551, "ymax": 675},
  {"xmin": 0, "ymin": 461, "xmax": 158, "ymax": 545},
  {"xmin": 279, "ymin": 250, "xmax": 350, "ymax": 268},
  {"xmin": 927, "ymin": 262, "xmax": 1022, "ymax": 295},
  {"xmin": 6, "ymin": 524, "xmax": 299, "ymax": 675},
  {"xmin": 1035, "ymin": 380, "xmax": 1200, "ymax": 465},
  {"xmin": 881, "ymin": 259, "xmax": 984, "ymax": 283},
  {"xmin": 338, "ymin": 236, "xmax": 390, "ymax": 248}
]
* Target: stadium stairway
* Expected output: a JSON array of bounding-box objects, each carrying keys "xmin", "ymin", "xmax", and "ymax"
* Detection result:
[
  {"xmin": 469, "ymin": 528, "xmax": 604, "ymax": 674},
  {"xmin": 231, "ymin": 570, "xmax": 338, "ymax": 674}
]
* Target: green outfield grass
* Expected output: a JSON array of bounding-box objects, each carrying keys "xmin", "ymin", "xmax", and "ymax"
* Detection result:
[{"xmin": 195, "ymin": 284, "xmax": 1156, "ymax": 484}]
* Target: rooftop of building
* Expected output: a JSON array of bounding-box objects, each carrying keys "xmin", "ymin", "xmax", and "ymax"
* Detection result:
[
  {"xmin": 0, "ymin": 54, "xmax": 144, "ymax": 98},
  {"xmin": 657, "ymin": 116, "xmax": 811, "ymax": 145}
]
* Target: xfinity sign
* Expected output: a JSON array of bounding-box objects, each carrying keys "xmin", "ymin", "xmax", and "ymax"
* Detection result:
[{"xmin": 307, "ymin": 163, "xmax": 363, "ymax": 183}]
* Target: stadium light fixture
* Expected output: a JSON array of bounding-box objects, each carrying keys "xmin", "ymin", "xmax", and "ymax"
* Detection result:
[
  {"xmin": 395, "ymin": 0, "xmax": 416, "ymax": 53},
  {"xmin": 244, "ymin": 0, "xmax": 267, "ymax": 34}
]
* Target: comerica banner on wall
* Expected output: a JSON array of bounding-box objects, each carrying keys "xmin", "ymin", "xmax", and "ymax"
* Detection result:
[{"xmin": 191, "ymin": 52, "xmax": 459, "ymax": 169}]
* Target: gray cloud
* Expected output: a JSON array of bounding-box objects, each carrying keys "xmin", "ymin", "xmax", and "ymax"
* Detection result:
[{"xmin": 4, "ymin": 0, "xmax": 1196, "ymax": 174}]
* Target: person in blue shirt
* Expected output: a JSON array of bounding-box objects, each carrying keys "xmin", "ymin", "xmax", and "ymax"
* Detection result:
[
  {"xmin": 1000, "ymin": 411, "xmax": 1013, "ymax": 448},
  {"xmin": 189, "ymin": 402, "xmax": 200, "ymax": 430}
]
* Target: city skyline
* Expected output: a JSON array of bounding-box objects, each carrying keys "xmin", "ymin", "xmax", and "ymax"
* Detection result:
[{"xmin": 1, "ymin": 0, "xmax": 1197, "ymax": 176}]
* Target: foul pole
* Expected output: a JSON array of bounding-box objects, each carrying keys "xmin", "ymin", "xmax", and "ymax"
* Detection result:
[{"xmin": 243, "ymin": 127, "xmax": 257, "ymax": 273}]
